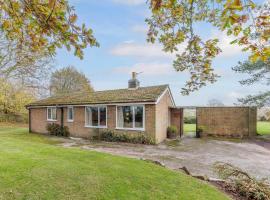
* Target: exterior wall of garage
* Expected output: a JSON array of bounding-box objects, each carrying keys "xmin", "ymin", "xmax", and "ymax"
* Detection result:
[{"xmin": 196, "ymin": 107, "xmax": 257, "ymax": 138}]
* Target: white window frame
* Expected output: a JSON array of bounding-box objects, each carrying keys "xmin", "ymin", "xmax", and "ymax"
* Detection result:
[
  {"xmin": 47, "ymin": 107, "xmax": 57, "ymax": 121},
  {"xmin": 85, "ymin": 106, "xmax": 107, "ymax": 128},
  {"xmin": 116, "ymin": 105, "xmax": 145, "ymax": 131},
  {"xmin": 67, "ymin": 106, "xmax": 74, "ymax": 122}
]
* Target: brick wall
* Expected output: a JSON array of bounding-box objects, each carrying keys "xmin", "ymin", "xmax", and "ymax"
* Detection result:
[
  {"xmin": 170, "ymin": 108, "xmax": 183, "ymax": 137},
  {"xmin": 197, "ymin": 107, "xmax": 257, "ymax": 138},
  {"xmin": 155, "ymin": 91, "xmax": 173, "ymax": 143},
  {"xmin": 30, "ymin": 104, "xmax": 157, "ymax": 141}
]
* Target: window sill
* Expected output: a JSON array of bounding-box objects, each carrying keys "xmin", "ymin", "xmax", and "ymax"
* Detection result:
[
  {"xmin": 47, "ymin": 119, "xmax": 57, "ymax": 122},
  {"xmin": 85, "ymin": 126, "xmax": 107, "ymax": 129},
  {"xmin": 115, "ymin": 127, "xmax": 145, "ymax": 131},
  {"xmin": 67, "ymin": 120, "xmax": 74, "ymax": 123}
]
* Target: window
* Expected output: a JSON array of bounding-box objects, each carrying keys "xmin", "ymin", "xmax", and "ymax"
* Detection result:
[
  {"xmin": 47, "ymin": 107, "xmax": 57, "ymax": 121},
  {"xmin": 117, "ymin": 105, "xmax": 144, "ymax": 130},
  {"xmin": 85, "ymin": 106, "xmax": 107, "ymax": 127},
  {"xmin": 67, "ymin": 106, "xmax": 74, "ymax": 122}
]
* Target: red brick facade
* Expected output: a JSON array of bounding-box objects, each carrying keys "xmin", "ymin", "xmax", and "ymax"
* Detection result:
[{"xmin": 29, "ymin": 90, "xmax": 173, "ymax": 144}]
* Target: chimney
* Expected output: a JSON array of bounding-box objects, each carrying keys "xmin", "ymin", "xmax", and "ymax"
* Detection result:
[{"xmin": 128, "ymin": 72, "xmax": 140, "ymax": 89}]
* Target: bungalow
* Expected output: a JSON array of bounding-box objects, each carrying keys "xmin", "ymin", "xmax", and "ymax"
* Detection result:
[{"xmin": 26, "ymin": 73, "xmax": 179, "ymax": 144}]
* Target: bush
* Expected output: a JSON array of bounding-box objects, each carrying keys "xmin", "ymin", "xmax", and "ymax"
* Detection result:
[
  {"xmin": 46, "ymin": 123, "xmax": 70, "ymax": 137},
  {"xmin": 99, "ymin": 130, "xmax": 154, "ymax": 144},
  {"xmin": 214, "ymin": 162, "xmax": 270, "ymax": 200},
  {"xmin": 167, "ymin": 126, "xmax": 178, "ymax": 139},
  {"xmin": 184, "ymin": 116, "xmax": 196, "ymax": 124}
]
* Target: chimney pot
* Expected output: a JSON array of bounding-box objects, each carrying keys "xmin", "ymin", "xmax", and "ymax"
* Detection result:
[{"xmin": 128, "ymin": 72, "xmax": 140, "ymax": 89}]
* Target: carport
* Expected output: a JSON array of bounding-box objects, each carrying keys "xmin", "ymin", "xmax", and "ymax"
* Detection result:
[{"xmin": 170, "ymin": 106, "xmax": 257, "ymax": 138}]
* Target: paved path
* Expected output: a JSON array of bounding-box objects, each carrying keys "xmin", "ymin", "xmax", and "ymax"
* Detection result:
[{"xmin": 59, "ymin": 136, "xmax": 270, "ymax": 180}]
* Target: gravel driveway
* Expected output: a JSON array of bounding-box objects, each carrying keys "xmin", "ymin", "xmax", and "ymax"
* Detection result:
[{"xmin": 59, "ymin": 135, "xmax": 270, "ymax": 180}]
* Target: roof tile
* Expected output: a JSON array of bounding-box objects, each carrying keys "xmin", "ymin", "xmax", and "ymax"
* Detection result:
[{"xmin": 27, "ymin": 85, "xmax": 168, "ymax": 107}]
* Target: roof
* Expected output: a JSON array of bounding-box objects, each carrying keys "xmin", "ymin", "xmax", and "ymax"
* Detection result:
[{"xmin": 27, "ymin": 85, "xmax": 171, "ymax": 107}]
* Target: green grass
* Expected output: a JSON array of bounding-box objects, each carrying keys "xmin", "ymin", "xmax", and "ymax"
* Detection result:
[
  {"xmin": 0, "ymin": 126, "xmax": 229, "ymax": 200},
  {"xmin": 184, "ymin": 123, "xmax": 196, "ymax": 133},
  {"xmin": 257, "ymin": 121, "xmax": 270, "ymax": 135}
]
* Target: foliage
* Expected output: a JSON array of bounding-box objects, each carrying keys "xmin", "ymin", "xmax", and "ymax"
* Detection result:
[
  {"xmin": 0, "ymin": 126, "xmax": 229, "ymax": 200},
  {"xmin": 207, "ymin": 99, "xmax": 225, "ymax": 107},
  {"xmin": 233, "ymin": 58, "xmax": 270, "ymax": 107},
  {"xmin": 259, "ymin": 116, "xmax": 267, "ymax": 122},
  {"xmin": 147, "ymin": 0, "xmax": 270, "ymax": 94},
  {"xmin": 50, "ymin": 66, "xmax": 94, "ymax": 95},
  {"xmin": 0, "ymin": 78, "xmax": 35, "ymax": 115},
  {"xmin": 46, "ymin": 123, "xmax": 70, "ymax": 137},
  {"xmin": 99, "ymin": 130, "xmax": 155, "ymax": 144},
  {"xmin": 0, "ymin": 113, "xmax": 28, "ymax": 123},
  {"xmin": 167, "ymin": 125, "xmax": 178, "ymax": 138},
  {"xmin": 0, "ymin": 34, "xmax": 53, "ymax": 97},
  {"xmin": 214, "ymin": 162, "xmax": 270, "ymax": 200},
  {"xmin": 0, "ymin": 0, "xmax": 99, "ymax": 59},
  {"xmin": 184, "ymin": 116, "xmax": 196, "ymax": 124}
]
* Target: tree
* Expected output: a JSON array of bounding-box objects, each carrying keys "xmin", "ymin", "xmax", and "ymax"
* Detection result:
[
  {"xmin": 50, "ymin": 66, "xmax": 94, "ymax": 95},
  {"xmin": 233, "ymin": 58, "xmax": 270, "ymax": 107},
  {"xmin": 0, "ymin": 33, "xmax": 53, "ymax": 95},
  {"xmin": 207, "ymin": 99, "xmax": 225, "ymax": 107},
  {"xmin": 0, "ymin": 78, "xmax": 35, "ymax": 115},
  {"xmin": 0, "ymin": 0, "xmax": 99, "ymax": 59},
  {"xmin": 147, "ymin": 0, "xmax": 269, "ymax": 94}
]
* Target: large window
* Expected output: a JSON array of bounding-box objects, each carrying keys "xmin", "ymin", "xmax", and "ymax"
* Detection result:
[
  {"xmin": 85, "ymin": 106, "xmax": 107, "ymax": 128},
  {"xmin": 67, "ymin": 106, "xmax": 74, "ymax": 122},
  {"xmin": 117, "ymin": 105, "xmax": 144, "ymax": 130},
  {"xmin": 47, "ymin": 107, "xmax": 57, "ymax": 121}
]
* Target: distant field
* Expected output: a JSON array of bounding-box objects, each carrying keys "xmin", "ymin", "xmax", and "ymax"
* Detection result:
[
  {"xmin": 257, "ymin": 121, "xmax": 270, "ymax": 135},
  {"xmin": 184, "ymin": 122, "xmax": 270, "ymax": 135}
]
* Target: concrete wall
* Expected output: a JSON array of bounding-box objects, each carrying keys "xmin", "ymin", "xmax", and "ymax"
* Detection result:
[
  {"xmin": 155, "ymin": 91, "xmax": 174, "ymax": 143},
  {"xmin": 30, "ymin": 104, "xmax": 157, "ymax": 142},
  {"xmin": 197, "ymin": 107, "xmax": 257, "ymax": 138}
]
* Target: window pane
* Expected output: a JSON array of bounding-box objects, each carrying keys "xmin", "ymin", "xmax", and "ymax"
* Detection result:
[
  {"xmin": 86, "ymin": 107, "xmax": 91, "ymax": 126},
  {"xmin": 48, "ymin": 108, "xmax": 52, "ymax": 119},
  {"xmin": 68, "ymin": 107, "xmax": 73, "ymax": 120},
  {"xmin": 134, "ymin": 106, "xmax": 143, "ymax": 128},
  {"xmin": 91, "ymin": 107, "xmax": 98, "ymax": 126},
  {"xmin": 122, "ymin": 106, "xmax": 133, "ymax": 128},
  {"xmin": 52, "ymin": 108, "xmax": 57, "ymax": 120},
  {"xmin": 99, "ymin": 107, "xmax": 106, "ymax": 126},
  {"xmin": 117, "ymin": 106, "xmax": 124, "ymax": 127}
]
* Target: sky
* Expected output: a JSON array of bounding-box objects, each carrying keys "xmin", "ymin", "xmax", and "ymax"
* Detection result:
[{"xmin": 55, "ymin": 0, "xmax": 267, "ymax": 106}]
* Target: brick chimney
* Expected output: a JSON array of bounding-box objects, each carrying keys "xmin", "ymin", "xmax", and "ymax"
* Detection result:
[{"xmin": 128, "ymin": 72, "xmax": 140, "ymax": 89}]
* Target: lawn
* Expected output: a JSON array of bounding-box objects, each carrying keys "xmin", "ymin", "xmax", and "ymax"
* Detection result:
[
  {"xmin": 257, "ymin": 121, "xmax": 270, "ymax": 135},
  {"xmin": 0, "ymin": 126, "xmax": 229, "ymax": 200},
  {"xmin": 184, "ymin": 123, "xmax": 196, "ymax": 133}
]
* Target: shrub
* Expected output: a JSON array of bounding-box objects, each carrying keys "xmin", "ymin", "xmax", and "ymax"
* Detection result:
[
  {"xmin": 184, "ymin": 116, "xmax": 196, "ymax": 124},
  {"xmin": 99, "ymin": 130, "xmax": 154, "ymax": 144},
  {"xmin": 214, "ymin": 162, "xmax": 270, "ymax": 200},
  {"xmin": 46, "ymin": 123, "xmax": 70, "ymax": 137},
  {"xmin": 167, "ymin": 126, "xmax": 178, "ymax": 139}
]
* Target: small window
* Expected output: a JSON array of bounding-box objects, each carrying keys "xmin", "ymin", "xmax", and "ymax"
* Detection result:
[
  {"xmin": 85, "ymin": 106, "xmax": 107, "ymax": 128},
  {"xmin": 117, "ymin": 105, "xmax": 144, "ymax": 130},
  {"xmin": 67, "ymin": 106, "xmax": 74, "ymax": 122},
  {"xmin": 47, "ymin": 107, "xmax": 57, "ymax": 121}
]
